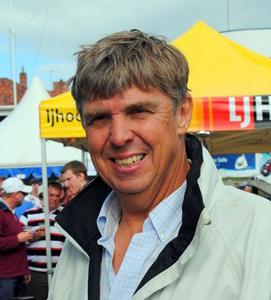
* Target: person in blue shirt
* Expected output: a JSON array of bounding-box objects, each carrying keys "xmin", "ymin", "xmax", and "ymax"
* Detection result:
[{"xmin": 15, "ymin": 179, "xmax": 41, "ymax": 218}]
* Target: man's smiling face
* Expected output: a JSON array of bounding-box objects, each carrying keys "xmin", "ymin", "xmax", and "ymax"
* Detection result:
[{"xmin": 82, "ymin": 86, "xmax": 189, "ymax": 199}]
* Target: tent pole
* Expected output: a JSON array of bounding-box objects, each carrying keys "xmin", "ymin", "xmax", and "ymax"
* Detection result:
[
  {"xmin": 41, "ymin": 138, "xmax": 53, "ymax": 287},
  {"xmin": 81, "ymin": 149, "xmax": 86, "ymax": 165}
]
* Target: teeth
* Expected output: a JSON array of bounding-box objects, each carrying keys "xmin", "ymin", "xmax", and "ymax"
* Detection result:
[{"xmin": 115, "ymin": 155, "xmax": 143, "ymax": 166}]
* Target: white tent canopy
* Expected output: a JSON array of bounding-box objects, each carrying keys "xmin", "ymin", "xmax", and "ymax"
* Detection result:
[
  {"xmin": 0, "ymin": 77, "xmax": 96, "ymax": 286},
  {"xmin": 0, "ymin": 77, "xmax": 95, "ymax": 175}
]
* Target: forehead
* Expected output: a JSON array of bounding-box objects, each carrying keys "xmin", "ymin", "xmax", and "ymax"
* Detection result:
[
  {"xmin": 48, "ymin": 186, "xmax": 61, "ymax": 194},
  {"xmin": 62, "ymin": 169, "xmax": 76, "ymax": 178},
  {"xmin": 82, "ymin": 86, "xmax": 170, "ymax": 113}
]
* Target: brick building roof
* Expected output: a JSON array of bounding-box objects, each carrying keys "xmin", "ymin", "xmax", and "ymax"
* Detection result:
[
  {"xmin": 48, "ymin": 79, "xmax": 68, "ymax": 97},
  {"xmin": 0, "ymin": 69, "xmax": 68, "ymax": 106}
]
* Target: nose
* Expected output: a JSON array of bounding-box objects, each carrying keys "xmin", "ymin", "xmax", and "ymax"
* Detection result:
[{"xmin": 109, "ymin": 116, "xmax": 133, "ymax": 147}]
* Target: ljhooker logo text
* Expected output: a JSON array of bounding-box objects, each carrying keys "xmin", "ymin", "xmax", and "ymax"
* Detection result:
[
  {"xmin": 46, "ymin": 109, "xmax": 81, "ymax": 127},
  {"xmin": 229, "ymin": 95, "xmax": 271, "ymax": 128},
  {"xmin": 210, "ymin": 95, "xmax": 271, "ymax": 131}
]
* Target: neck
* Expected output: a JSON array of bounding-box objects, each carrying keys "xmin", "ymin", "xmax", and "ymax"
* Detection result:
[{"xmin": 81, "ymin": 180, "xmax": 87, "ymax": 189}]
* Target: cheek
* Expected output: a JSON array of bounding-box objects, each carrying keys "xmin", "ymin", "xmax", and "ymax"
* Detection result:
[
  {"xmin": 70, "ymin": 179, "xmax": 76, "ymax": 187},
  {"xmin": 86, "ymin": 129, "xmax": 107, "ymax": 155}
]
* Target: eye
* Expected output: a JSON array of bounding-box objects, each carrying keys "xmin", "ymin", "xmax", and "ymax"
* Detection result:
[
  {"xmin": 90, "ymin": 115, "xmax": 106, "ymax": 123},
  {"xmin": 83, "ymin": 112, "xmax": 110, "ymax": 127},
  {"xmin": 126, "ymin": 102, "xmax": 157, "ymax": 116},
  {"xmin": 128, "ymin": 106, "xmax": 154, "ymax": 116},
  {"xmin": 131, "ymin": 107, "xmax": 148, "ymax": 114}
]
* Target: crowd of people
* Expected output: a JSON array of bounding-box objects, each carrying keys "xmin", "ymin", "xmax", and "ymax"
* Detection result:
[{"xmin": 0, "ymin": 160, "xmax": 89, "ymax": 300}]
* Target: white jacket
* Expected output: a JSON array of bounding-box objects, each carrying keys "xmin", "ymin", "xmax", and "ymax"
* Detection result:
[{"xmin": 49, "ymin": 137, "xmax": 271, "ymax": 300}]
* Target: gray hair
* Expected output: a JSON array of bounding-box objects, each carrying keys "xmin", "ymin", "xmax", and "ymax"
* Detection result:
[{"xmin": 70, "ymin": 29, "xmax": 190, "ymax": 115}]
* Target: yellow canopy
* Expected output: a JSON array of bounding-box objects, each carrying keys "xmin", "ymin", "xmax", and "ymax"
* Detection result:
[
  {"xmin": 40, "ymin": 92, "xmax": 86, "ymax": 149},
  {"xmin": 39, "ymin": 21, "xmax": 271, "ymax": 154},
  {"xmin": 172, "ymin": 21, "xmax": 271, "ymax": 135},
  {"xmin": 172, "ymin": 21, "xmax": 271, "ymax": 98},
  {"xmin": 40, "ymin": 91, "xmax": 85, "ymax": 138}
]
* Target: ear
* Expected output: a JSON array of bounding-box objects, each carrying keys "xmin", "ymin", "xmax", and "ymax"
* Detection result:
[
  {"xmin": 78, "ymin": 172, "xmax": 86, "ymax": 181},
  {"xmin": 176, "ymin": 95, "xmax": 193, "ymax": 135}
]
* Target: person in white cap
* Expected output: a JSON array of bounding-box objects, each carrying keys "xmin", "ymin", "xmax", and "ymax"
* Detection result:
[{"xmin": 0, "ymin": 177, "xmax": 33, "ymax": 299}]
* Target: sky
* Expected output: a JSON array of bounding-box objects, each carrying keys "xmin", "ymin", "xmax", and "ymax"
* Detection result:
[{"xmin": 0, "ymin": 0, "xmax": 271, "ymax": 90}]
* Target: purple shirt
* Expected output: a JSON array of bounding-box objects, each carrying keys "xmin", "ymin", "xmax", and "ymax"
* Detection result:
[{"xmin": 0, "ymin": 199, "xmax": 29, "ymax": 278}]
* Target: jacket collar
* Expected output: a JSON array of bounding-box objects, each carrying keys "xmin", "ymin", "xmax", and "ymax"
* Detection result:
[
  {"xmin": 136, "ymin": 134, "xmax": 205, "ymax": 290},
  {"xmin": 56, "ymin": 176, "xmax": 112, "ymax": 300},
  {"xmin": 56, "ymin": 176, "xmax": 111, "ymax": 255}
]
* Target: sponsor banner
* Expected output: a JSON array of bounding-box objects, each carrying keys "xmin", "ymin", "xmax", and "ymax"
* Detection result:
[
  {"xmin": 213, "ymin": 154, "xmax": 256, "ymax": 171},
  {"xmin": 257, "ymin": 153, "xmax": 271, "ymax": 184},
  {"xmin": 189, "ymin": 95, "xmax": 271, "ymax": 132},
  {"xmin": 39, "ymin": 94, "xmax": 85, "ymax": 138},
  {"xmin": 40, "ymin": 92, "xmax": 271, "ymax": 138},
  {"xmin": 212, "ymin": 153, "xmax": 271, "ymax": 184}
]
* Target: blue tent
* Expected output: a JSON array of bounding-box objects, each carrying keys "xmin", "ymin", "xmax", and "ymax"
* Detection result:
[{"xmin": 0, "ymin": 166, "xmax": 63, "ymax": 180}]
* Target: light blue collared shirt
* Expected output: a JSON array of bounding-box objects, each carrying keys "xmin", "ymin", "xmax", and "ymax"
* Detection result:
[{"xmin": 97, "ymin": 181, "xmax": 187, "ymax": 300}]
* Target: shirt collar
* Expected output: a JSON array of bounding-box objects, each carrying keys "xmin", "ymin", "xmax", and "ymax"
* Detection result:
[
  {"xmin": 147, "ymin": 180, "xmax": 187, "ymax": 243},
  {"xmin": 97, "ymin": 191, "xmax": 120, "ymax": 237},
  {"xmin": 97, "ymin": 181, "xmax": 187, "ymax": 244}
]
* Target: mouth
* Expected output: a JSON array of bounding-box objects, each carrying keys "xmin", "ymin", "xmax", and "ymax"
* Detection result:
[{"xmin": 113, "ymin": 154, "xmax": 145, "ymax": 167}]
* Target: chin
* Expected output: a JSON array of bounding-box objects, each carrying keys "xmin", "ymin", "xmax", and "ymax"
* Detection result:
[{"xmin": 113, "ymin": 181, "xmax": 148, "ymax": 195}]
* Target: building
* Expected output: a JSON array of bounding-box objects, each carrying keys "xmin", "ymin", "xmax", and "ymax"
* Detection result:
[
  {"xmin": 0, "ymin": 68, "xmax": 68, "ymax": 121},
  {"xmin": 0, "ymin": 67, "xmax": 27, "ymax": 106},
  {"xmin": 48, "ymin": 79, "xmax": 68, "ymax": 97}
]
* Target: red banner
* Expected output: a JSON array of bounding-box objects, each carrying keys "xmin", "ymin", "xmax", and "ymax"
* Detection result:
[{"xmin": 189, "ymin": 95, "xmax": 271, "ymax": 132}]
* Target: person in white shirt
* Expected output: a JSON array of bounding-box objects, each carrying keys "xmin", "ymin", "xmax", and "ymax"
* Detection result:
[
  {"xmin": 15, "ymin": 178, "xmax": 41, "ymax": 218},
  {"xmin": 24, "ymin": 178, "xmax": 41, "ymax": 207}
]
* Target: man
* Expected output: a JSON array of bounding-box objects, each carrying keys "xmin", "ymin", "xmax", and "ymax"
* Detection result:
[
  {"xmin": 24, "ymin": 178, "xmax": 41, "ymax": 207},
  {"xmin": 15, "ymin": 178, "xmax": 41, "ymax": 218},
  {"xmin": 61, "ymin": 160, "xmax": 88, "ymax": 202},
  {"xmin": 49, "ymin": 30, "xmax": 271, "ymax": 300},
  {"xmin": 20, "ymin": 181, "xmax": 65, "ymax": 300},
  {"xmin": 0, "ymin": 177, "xmax": 33, "ymax": 299}
]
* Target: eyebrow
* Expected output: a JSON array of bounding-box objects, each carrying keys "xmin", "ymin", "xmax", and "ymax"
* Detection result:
[
  {"xmin": 124, "ymin": 101, "xmax": 159, "ymax": 114},
  {"xmin": 82, "ymin": 100, "xmax": 159, "ymax": 126}
]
